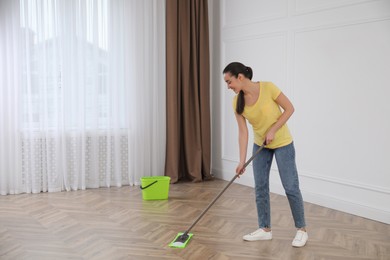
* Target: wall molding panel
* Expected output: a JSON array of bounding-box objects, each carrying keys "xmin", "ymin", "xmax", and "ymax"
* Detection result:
[
  {"xmin": 299, "ymin": 171, "xmax": 390, "ymax": 195},
  {"xmin": 293, "ymin": 16, "xmax": 390, "ymax": 34},
  {"xmin": 292, "ymin": 0, "xmax": 377, "ymax": 16},
  {"xmin": 222, "ymin": 0, "xmax": 288, "ymax": 29}
]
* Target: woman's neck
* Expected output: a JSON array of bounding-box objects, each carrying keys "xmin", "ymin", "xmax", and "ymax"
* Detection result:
[{"xmin": 242, "ymin": 81, "xmax": 259, "ymax": 95}]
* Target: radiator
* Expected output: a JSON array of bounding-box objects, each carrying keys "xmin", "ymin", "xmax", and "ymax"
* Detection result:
[{"xmin": 20, "ymin": 131, "xmax": 130, "ymax": 193}]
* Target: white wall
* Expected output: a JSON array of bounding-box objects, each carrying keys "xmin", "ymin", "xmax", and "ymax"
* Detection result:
[{"xmin": 210, "ymin": 0, "xmax": 390, "ymax": 224}]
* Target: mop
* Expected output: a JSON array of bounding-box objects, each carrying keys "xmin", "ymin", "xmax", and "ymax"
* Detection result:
[{"xmin": 169, "ymin": 143, "xmax": 265, "ymax": 248}]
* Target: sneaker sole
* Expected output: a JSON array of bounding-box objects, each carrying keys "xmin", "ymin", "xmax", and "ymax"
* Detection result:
[
  {"xmin": 243, "ymin": 237, "xmax": 272, "ymax": 241},
  {"xmin": 292, "ymin": 241, "xmax": 307, "ymax": 247}
]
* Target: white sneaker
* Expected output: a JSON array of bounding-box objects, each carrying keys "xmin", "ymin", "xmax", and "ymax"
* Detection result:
[
  {"xmin": 292, "ymin": 230, "xmax": 308, "ymax": 247},
  {"xmin": 243, "ymin": 228, "xmax": 272, "ymax": 241}
]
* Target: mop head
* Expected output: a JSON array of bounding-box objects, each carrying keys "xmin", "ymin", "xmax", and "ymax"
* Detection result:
[{"xmin": 168, "ymin": 232, "xmax": 193, "ymax": 248}]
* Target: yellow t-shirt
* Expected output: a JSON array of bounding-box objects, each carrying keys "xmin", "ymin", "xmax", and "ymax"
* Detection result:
[{"xmin": 232, "ymin": 82, "xmax": 292, "ymax": 149}]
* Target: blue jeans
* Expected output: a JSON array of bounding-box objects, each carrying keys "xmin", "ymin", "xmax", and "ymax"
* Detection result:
[{"xmin": 252, "ymin": 142, "xmax": 306, "ymax": 229}]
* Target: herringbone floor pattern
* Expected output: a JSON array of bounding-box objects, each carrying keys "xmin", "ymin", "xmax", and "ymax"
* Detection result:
[{"xmin": 0, "ymin": 179, "xmax": 389, "ymax": 260}]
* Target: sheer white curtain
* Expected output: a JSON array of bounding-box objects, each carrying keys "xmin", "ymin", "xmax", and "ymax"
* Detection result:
[{"xmin": 0, "ymin": 0, "xmax": 166, "ymax": 195}]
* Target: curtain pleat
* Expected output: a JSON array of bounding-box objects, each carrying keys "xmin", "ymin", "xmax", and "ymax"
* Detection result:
[{"xmin": 165, "ymin": 0, "xmax": 211, "ymax": 183}]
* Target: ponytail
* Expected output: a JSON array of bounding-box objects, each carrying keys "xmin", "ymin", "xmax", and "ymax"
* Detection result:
[
  {"xmin": 236, "ymin": 91, "xmax": 245, "ymax": 114},
  {"xmin": 245, "ymin": 67, "xmax": 253, "ymax": 80}
]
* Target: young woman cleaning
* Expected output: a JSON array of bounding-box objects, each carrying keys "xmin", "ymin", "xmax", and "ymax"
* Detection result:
[{"xmin": 223, "ymin": 62, "xmax": 308, "ymax": 247}]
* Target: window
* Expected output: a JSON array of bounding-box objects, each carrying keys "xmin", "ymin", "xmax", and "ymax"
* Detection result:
[{"xmin": 20, "ymin": 0, "xmax": 115, "ymax": 130}]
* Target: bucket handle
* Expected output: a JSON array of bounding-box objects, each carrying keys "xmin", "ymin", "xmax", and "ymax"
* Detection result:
[{"xmin": 140, "ymin": 180, "xmax": 158, "ymax": 190}]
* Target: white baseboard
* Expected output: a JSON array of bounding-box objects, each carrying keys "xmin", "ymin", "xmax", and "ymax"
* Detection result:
[{"xmin": 212, "ymin": 167, "xmax": 390, "ymax": 224}]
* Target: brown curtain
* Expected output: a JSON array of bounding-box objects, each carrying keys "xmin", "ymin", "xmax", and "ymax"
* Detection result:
[{"xmin": 165, "ymin": 0, "xmax": 212, "ymax": 183}]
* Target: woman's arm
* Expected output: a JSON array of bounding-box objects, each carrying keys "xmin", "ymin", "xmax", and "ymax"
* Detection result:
[
  {"xmin": 265, "ymin": 92, "xmax": 295, "ymax": 144},
  {"xmin": 235, "ymin": 112, "xmax": 248, "ymax": 175}
]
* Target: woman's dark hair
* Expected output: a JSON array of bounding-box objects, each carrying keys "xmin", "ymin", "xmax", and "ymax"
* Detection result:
[{"xmin": 223, "ymin": 62, "xmax": 253, "ymax": 115}]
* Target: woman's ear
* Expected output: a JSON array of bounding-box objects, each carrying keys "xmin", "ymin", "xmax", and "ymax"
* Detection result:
[{"xmin": 237, "ymin": 73, "xmax": 244, "ymax": 81}]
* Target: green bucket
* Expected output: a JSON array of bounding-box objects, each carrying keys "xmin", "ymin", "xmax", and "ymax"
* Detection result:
[{"xmin": 140, "ymin": 176, "xmax": 171, "ymax": 200}]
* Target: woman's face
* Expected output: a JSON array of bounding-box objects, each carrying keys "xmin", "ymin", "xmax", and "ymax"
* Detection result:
[{"xmin": 224, "ymin": 73, "xmax": 241, "ymax": 94}]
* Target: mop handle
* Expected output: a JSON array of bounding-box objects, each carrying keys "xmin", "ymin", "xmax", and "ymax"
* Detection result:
[{"xmin": 183, "ymin": 143, "xmax": 266, "ymax": 235}]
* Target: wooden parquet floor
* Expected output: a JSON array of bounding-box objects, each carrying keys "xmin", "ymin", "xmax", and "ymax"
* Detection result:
[{"xmin": 0, "ymin": 179, "xmax": 389, "ymax": 260}]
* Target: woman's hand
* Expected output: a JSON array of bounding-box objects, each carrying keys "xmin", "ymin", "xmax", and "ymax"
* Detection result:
[
  {"xmin": 265, "ymin": 129, "xmax": 276, "ymax": 145},
  {"xmin": 235, "ymin": 162, "xmax": 246, "ymax": 177}
]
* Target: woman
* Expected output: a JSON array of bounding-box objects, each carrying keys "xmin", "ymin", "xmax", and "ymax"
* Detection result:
[{"xmin": 223, "ymin": 62, "xmax": 308, "ymax": 247}]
